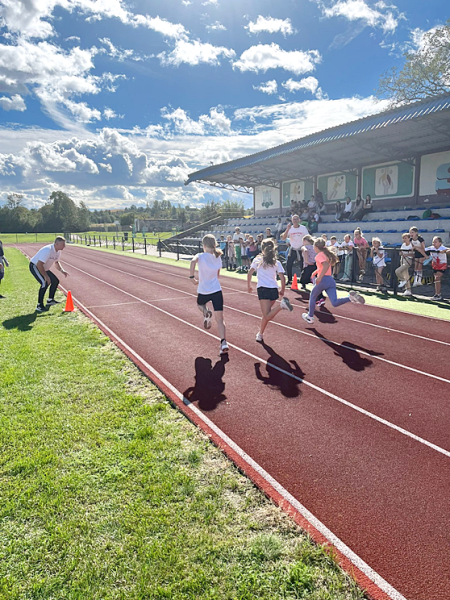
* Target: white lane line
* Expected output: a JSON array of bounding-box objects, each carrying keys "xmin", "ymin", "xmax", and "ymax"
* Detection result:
[
  {"xmin": 85, "ymin": 301, "xmax": 142, "ymax": 309},
  {"xmin": 69, "ymin": 248, "xmax": 450, "ymax": 345},
  {"xmin": 63, "ymin": 289, "xmax": 408, "ymax": 600},
  {"xmin": 61, "ymin": 258, "xmax": 450, "ymax": 460},
  {"xmin": 63, "ymin": 255, "xmax": 450, "ymax": 385}
]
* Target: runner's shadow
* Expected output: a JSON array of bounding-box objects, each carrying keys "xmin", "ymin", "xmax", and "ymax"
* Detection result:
[
  {"xmin": 254, "ymin": 342, "xmax": 304, "ymax": 398},
  {"xmin": 183, "ymin": 354, "xmax": 229, "ymax": 411},
  {"xmin": 2, "ymin": 312, "xmax": 37, "ymax": 331},
  {"xmin": 315, "ymin": 306, "xmax": 338, "ymax": 324},
  {"xmin": 306, "ymin": 328, "xmax": 381, "ymax": 372}
]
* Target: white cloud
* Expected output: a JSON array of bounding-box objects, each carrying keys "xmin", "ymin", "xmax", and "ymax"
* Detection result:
[
  {"xmin": 246, "ymin": 16, "xmax": 295, "ymax": 37},
  {"xmin": 281, "ymin": 76, "xmax": 325, "ymax": 98},
  {"xmin": 99, "ymin": 37, "xmax": 145, "ymax": 62},
  {"xmin": 103, "ymin": 107, "xmax": 123, "ymax": 120},
  {"xmin": 253, "ymin": 80, "xmax": 278, "ymax": 95},
  {"xmin": 65, "ymin": 36, "xmax": 81, "ymax": 43},
  {"xmin": 317, "ymin": 0, "xmax": 402, "ymax": 34},
  {"xmin": 182, "ymin": 1, "xmax": 192, "ymax": 5},
  {"xmin": 0, "ymin": 38, "xmax": 125, "ymax": 127},
  {"xmin": 0, "ymin": 93, "xmax": 26, "ymax": 111},
  {"xmin": 202, "ymin": 0, "xmax": 219, "ymax": 5},
  {"xmin": 0, "ymin": 1, "xmax": 188, "ymax": 40},
  {"xmin": 233, "ymin": 44, "xmax": 321, "ymax": 75},
  {"xmin": 161, "ymin": 106, "xmax": 232, "ymax": 135},
  {"xmin": 205, "ymin": 21, "xmax": 227, "ymax": 32},
  {"xmin": 158, "ymin": 39, "xmax": 235, "ymax": 67}
]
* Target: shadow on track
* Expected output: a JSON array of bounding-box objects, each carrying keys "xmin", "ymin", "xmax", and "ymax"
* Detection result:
[
  {"xmin": 183, "ymin": 354, "xmax": 229, "ymax": 411},
  {"xmin": 2, "ymin": 312, "xmax": 37, "ymax": 331},
  {"xmin": 255, "ymin": 341, "xmax": 305, "ymax": 398},
  {"xmin": 307, "ymin": 328, "xmax": 384, "ymax": 372}
]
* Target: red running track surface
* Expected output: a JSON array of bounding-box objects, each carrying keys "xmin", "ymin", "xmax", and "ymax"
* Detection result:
[{"xmin": 17, "ymin": 244, "xmax": 450, "ymax": 600}]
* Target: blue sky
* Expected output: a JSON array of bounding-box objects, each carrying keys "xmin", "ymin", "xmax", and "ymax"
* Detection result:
[{"xmin": 0, "ymin": 0, "xmax": 448, "ymax": 210}]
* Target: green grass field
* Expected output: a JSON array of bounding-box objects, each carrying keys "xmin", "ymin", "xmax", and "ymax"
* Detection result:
[
  {"xmin": 0, "ymin": 249, "xmax": 365, "ymax": 600},
  {"xmin": 0, "ymin": 231, "xmax": 174, "ymax": 245}
]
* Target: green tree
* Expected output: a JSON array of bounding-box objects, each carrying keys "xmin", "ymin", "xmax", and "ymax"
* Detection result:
[
  {"xmin": 120, "ymin": 212, "xmax": 135, "ymax": 226},
  {"xmin": 6, "ymin": 193, "xmax": 24, "ymax": 210},
  {"xmin": 378, "ymin": 21, "xmax": 450, "ymax": 106}
]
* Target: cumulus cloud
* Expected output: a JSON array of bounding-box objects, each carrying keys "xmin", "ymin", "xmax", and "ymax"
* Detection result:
[
  {"xmin": 158, "ymin": 39, "xmax": 235, "ymax": 67},
  {"xmin": 253, "ymin": 80, "xmax": 278, "ymax": 95},
  {"xmin": 205, "ymin": 21, "xmax": 227, "ymax": 32},
  {"xmin": 316, "ymin": 0, "xmax": 402, "ymax": 34},
  {"xmin": 161, "ymin": 106, "xmax": 232, "ymax": 135},
  {"xmin": 245, "ymin": 16, "xmax": 295, "ymax": 37},
  {"xmin": 233, "ymin": 43, "xmax": 321, "ymax": 75},
  {"xmin": 0, "ymin": 93, "xmax": 26, "ymax": 111},
  {"xmin": 99, "ymin": 37, "xmax": 145, "ymax": 62},
  {"xmin": 281, "ymin": 76, "xmax": 325, "ymax": 98}
]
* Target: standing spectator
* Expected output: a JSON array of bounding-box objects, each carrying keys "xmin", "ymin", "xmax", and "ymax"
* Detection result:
[
  {"xmin": 341, "ymin": 196, "xmax": 353, "ymax": 221},
  {"xmin": 256, "ymin": 233, "xmax": 264, "ymax": 253},
  {"xmin": 424, "ymin": 236, "xmax": 450, "ymax": 300},
  {"xmin": 0, "ymin": 240, "xmax": 9, "ymax": 299},
  {"xmin": 226, "ymin": 235, "xmax": 236, "ymax": 270},
  {"xmin": 265, "ymin": 227, "xmax": 276, "ymax": 240},
  {"xmin": 396, "ymin": 233, "xmax": 414, "ymax": 296},
  {"xmin": 321, "ymin": 234, "xmax": 330, "ymax": 246},
  {"xmin": 281, "ymin": 214, "xmax": 309, "ymax": 285},
  {"xmin": 371, "ymin": 238, "xmax": 387, "ymax": 293},
  {"xmin": 340, "ymin": 234, "xmax": 354, "ymax": 282},
  {"xmin": 219, "ymin": 235, "xmax": 227, "ymax": 268},
  {"xmin": 409, "ymin": 226, "xmax": 427, "ymax": 287},
  {"xmin": 354, "ymin": 228, "xmax": 369, "ymax": 281},
  {"xmin": 232, "ymin": 227, "xmax": 245, "ymax": 269},
  {"xmin": 29, "ymin": 236, "xmax": 69, "ymax": 312},
  {"xmin": 335, "ymin": 201, "xmax": 344, "ymax": 222},
  {"xmin": 329, "ymin": 236, "xmax": 340, "ymax": 279},
  {"xmin": 315, "ymin": 189, "xmax": 324, "ymax": 205}
]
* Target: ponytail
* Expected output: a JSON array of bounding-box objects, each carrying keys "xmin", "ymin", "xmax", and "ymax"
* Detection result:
[
  {"xmin": 202, "ymin": 234, "xmax": 222, "ymax": 258},
  {"xmin": 259, "ymin": 238, "xmax": 277, "ymax": 267},
  {"xmin": 314, "ymin": 238, "xmax": 337, "ymax": 266}
]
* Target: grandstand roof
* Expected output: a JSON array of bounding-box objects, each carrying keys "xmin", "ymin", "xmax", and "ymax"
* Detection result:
[{"xmin": 185, "ymin": 94, "xmax": 450, "ymax": 193}]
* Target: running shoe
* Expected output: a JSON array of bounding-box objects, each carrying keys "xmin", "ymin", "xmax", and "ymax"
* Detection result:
[
  {"xmin": 255, "ymin": 332, "xmax": 264, "ymax": 342},
  {"xmin": 402, "ymin": 289, "xmax": 412, "ymax": 296},
  {"xmin": 219, "ymin": 340, "xmax": 229, "ymax": 355},
  {"xmin": 340, "ymin": 276, "xmax": 350, "ymax": 282},
  {"xmin": 349, "ymin": 291, "xmax": 365, "ymax": 304},
  {"xmin": 432, "ymin": 293, "xmax": 443, "ymax": 301},
  {"xmin": 202, "ymin": 305, "xmax": 212, "ymax": 329},
  {"xmin": 36, "ymin": 304, "xmax": 46, "ymax": 312},
  {"xmin": 397, "ymin": 279, "xmax": 407, "ymax": 289},
  {"xmin": 46, "ymin": 298, "xmax": 61, "ymax": 306},
  {"xmin": 316, "ymin": 298, "xmax": 326, "ymax": 307},
  {"xmin": 412, "ymin": 278, "xmax": 422, "ymax": 287},
  {"xmin": 302, "ymin": 313, "xmax": 314, "ymax": 324},
  {"xmin": 280, "ymin": 297, "xmax": 293, "ymax": 311}
]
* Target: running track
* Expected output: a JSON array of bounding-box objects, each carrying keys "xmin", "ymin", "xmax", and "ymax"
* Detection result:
[{"xmin": 17, "ymin": 244, "xmax": 450, "ymax": 600}]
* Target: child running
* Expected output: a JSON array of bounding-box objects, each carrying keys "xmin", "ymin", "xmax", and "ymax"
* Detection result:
[
  {"xmin": 190, "ymin": 234, "xmax": 228, "ymax": 355},
  {"xmin": 247, "ymin": 238, "xmax": 293, "ymax": 343},
  {"xmin": 302, "ymin": 238, "xmax": 365, "ymax": 324},
  {"xmin": 424, "ymin": 236, "xmax": 450, "ymax": 300}
]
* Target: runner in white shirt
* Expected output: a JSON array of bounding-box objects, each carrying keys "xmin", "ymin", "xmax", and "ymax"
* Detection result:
[
  {"xmin": 29, "ymin": 236, "xmax": 68, "ymax": 312},
  {"xmin": 190, "ymin": 234, "xmax": 228, "ymax": 355},
  {"xmin": 280, "ymin": 215, "xmax": 309, "ymax": 285},
  {"xmin": 247, "ymin": 238, "xmax": 293, "ymax": 343}
]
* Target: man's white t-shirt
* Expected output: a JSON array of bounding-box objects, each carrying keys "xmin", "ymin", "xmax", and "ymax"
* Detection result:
[
  {"xmin": 30, "ymin": 244, "xmax": 61, "ymax": 271},
  {"xmin": 233, "ymin": 232, "xmax": 244, "ymax": 247},
  {"xmin": 251, "ymin": 257, "xmax": 284, "ymax": 288},
  {"xmin": 194, "ymin": 252, "xmax": 222, "ymax": 295},
  {"xmin": 286, "ymin": 224, "xmax": 309, "ymax": 250}
]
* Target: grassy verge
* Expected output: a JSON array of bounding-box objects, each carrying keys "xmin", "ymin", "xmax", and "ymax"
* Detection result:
[
  {"xmin": 68, "ymin": 242, "xmax": 450, "ymax": 321},
  {"xmin": 0, "ymin": 249, "xmax": 365, "ymax": 600},
  {"xmin": 1, "ymin": 233, "xmax": 64, "ymax": 244}
]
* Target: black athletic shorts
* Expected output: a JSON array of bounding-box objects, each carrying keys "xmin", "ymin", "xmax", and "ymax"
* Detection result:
[
  {"xmin": 197, "ymin": 290, "xmax": 224, "ymax": 311},
  {"xmin": 257, "ymin": 286, "xmax": 279, "ymax": 301},
  {"xmin": 414, "ymin": 250, "xmax": 424, "ymax": 259}
]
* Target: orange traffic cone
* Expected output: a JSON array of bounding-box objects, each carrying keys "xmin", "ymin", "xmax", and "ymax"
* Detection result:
[
  {"xmin": 63, "ymin": 291, "xmax": 75, "ymax": 312},
  {"xmin": 291, "ymin": 273, "xmax": 299, "ymax": 290}
]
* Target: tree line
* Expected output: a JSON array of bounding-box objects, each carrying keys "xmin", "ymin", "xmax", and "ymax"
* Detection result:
[{"xmin": 0, "ymin": 192, "xmax": 249, "ymax": 233}]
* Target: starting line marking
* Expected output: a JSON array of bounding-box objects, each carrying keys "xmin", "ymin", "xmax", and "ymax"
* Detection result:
[
  {"xmin": 65, "ymin": 254, "xmax": 450, "ymax": 386},
  {"xmin": 68, "ymin": 247, "xmax": 450, "ymax": 347},
  {"xmin": 61, "ymin": 258, "xmax": 450, "ymax": 460}
]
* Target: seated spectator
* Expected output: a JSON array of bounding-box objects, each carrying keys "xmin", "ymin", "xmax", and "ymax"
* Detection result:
[
  {"xmin": 341, "ymin": 196, "xmax": 353, "ymax": 221},
  {"xmin": 351, "ymin": 195, "xmax": 364, "ymax": 219},
  {"xmin": 308, "ymin": 211, "xmax": 320, "ymax": 234},
  {"xmin": 317, "ymin": 200, "xmax": 327, "ymax": 215},
  {"xmin": 335, "ymin": 201, "xmax": 344, "ymax": 222},
  {"xmin": 315, "ymin": 189, "xmax": 324, "ymax": 204},
  {"xmin": 307, "ymin": 195, "xmax": 317, "ymax": 212},
  {"xmin": 361, "ymin": 194, "xmax": 373, "ymax": 218}
]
